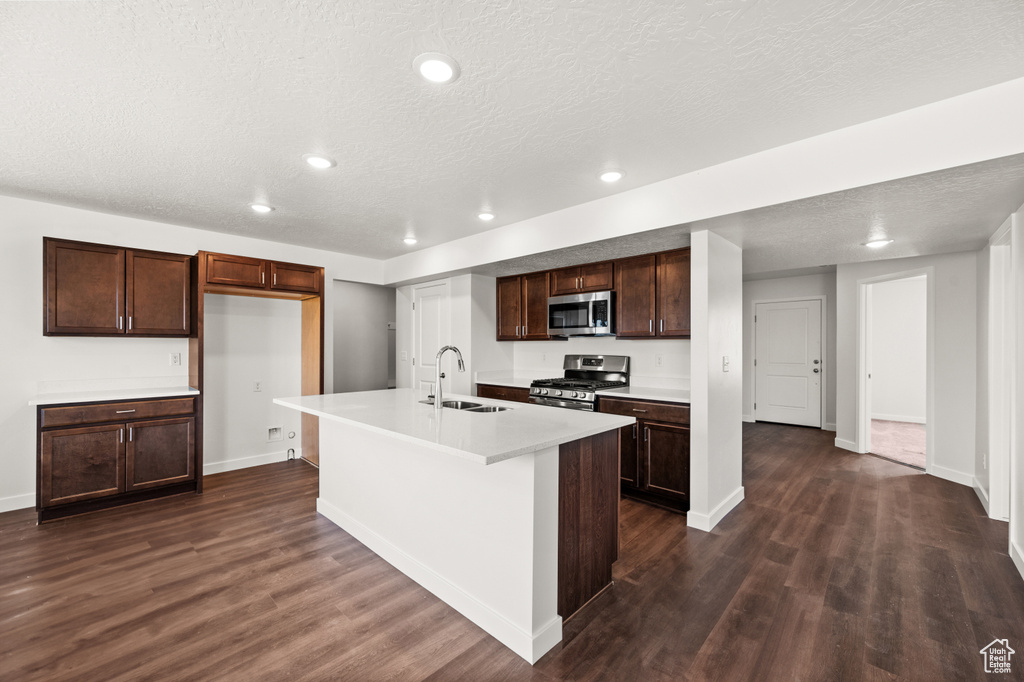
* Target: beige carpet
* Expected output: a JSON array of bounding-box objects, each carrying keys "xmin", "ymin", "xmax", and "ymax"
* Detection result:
[{"xmin": 871, "ymin": 419, "xmax": 926, "ymax": 469}]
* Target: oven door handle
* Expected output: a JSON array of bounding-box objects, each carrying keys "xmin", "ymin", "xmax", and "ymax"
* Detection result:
[{"xmin": 529, "ymin": 396, "xmax": 593, "ymax": 411}]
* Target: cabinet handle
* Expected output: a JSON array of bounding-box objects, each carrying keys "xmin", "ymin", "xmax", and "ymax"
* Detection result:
[
  {"xmin": 633, "ymin": 423, "xmax": 637, "ymax": 439},
  {"xmin": 128, "ymin": 316, "xmax": 133, "ymax": 331},
  {"xmin": 649, "ymin": 320, "xmax": 653, "ymax": 333},
  {"xmin": 644, "ymin": 427, "xmax": 649, "ymax": 442},
  {"xmin": 262, "ymin": 271, "xmax": 265, "ymax": 285},
  {"xmin": 523, "ymin": 324, "xmax": 527, "ymax": 336},
  {"xmin": 115, "ymin": 409, "xmax": 136, "ymax": 414},
  {"xmin": 120, "ymin": 428, "xmax": 124, "ymax": 443},
  {"xmin": 633, "ymin": 408, "xmax": 647, "ymax": 413},
  {"xmin": 516, "ymin": 325, "xmax": 520, "ymax": 337},
  {"xmin": 129, "ymin": 427, "xmax": 133, "ymax": 442},
  {"xmin": 660, "ymin": 319, "xmax": 664, "ymax": 333},
  {"xmin": 119, "ymin": 316, "xmax": 123, "ymax": 330},
  {"xmin": 273, "ymin": 273, "xmax": 277, "ymax": 286}
]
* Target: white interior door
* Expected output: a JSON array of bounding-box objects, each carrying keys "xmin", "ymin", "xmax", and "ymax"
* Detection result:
[
  {"xmin": 412, "ymin": 282, "xmax": 450, "ymax": 394},
  {"xmin": 754, "ymin": 299, "xmax": 822, "ymax": 427}
]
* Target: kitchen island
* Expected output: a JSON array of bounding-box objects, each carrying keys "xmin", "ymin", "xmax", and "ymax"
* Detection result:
[{"xmin": 274, "ymin": 389, "xmax": 634, "ymax": 664}]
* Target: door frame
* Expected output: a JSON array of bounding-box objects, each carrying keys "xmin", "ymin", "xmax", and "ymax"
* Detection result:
[
  {"xmin": 409, "ymin": 279, "xmax": 451, "ymax": 391},
  {"xmin": 988, "ymin": 222, "xmax": 1013, "ymax": 520},
  {"xmin": 751, "ymin": 295, "xmax": 828, "ymax": 430},
  {"xmin": 856, "ymin": 268, "xmax": 934, "ymax": 472}
]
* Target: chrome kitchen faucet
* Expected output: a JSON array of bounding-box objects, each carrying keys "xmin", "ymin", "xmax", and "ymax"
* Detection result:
[{"xmin": 432, "ymin": 345, "xmax": 465, "ymax": 409}]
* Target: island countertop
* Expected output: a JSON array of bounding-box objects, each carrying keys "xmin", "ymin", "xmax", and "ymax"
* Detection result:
[{"xmin": 274, "ymin": 389, "xmax": 634, "ymax": 465}]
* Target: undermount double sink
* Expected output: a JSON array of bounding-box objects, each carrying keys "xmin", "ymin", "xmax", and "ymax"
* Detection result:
[{"xmin": 421, "ymin": 399, "xmax": 512, "ymax": 413}]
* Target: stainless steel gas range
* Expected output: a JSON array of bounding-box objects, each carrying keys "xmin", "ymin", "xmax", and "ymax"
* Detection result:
[{"xmin": 529, "ymin": 355, "xmax": 629, "ymax": 411}]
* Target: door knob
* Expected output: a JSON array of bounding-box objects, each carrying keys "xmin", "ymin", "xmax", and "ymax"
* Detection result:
[
  {"xmin": 813, "ymin": 368, "xmax": 820, "ymax": 373},
  {"xmin": 813, "ymin": 359, "xmax": 820, "ymax": 364}
]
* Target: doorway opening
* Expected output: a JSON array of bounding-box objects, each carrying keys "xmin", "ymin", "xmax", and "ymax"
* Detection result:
[{"xmin": 860, "ymin": 273, "xmax": 930, "ymax": 470}]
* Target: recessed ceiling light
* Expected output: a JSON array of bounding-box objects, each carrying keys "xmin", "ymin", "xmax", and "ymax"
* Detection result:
[
  {"xmin": 600, "ymin": 169, "xmax": 625, "ymax": 183},
  {"xmin": 413, "ymin": 53, "xmax": 460, "ymax": 84},
  {"xmin": 404, "ymin": 237, "xmax": 418, "ymax": 245},
  {"xmin": 250, "ymin": 203, "xmax": 274, "ymax": 214},
  {"xmin": 865, "ymin": 239, "xmax": 894, "ymax": 248},
  {"xmin": 478, "ymin": 212, "xmax": 495, "ymax": 221},
  {"xmin": 303, "ymin": 154, "xmax": 336, "ymax": 169}
]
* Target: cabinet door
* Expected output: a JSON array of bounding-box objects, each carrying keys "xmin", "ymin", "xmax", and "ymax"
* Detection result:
[
  {"xmin": 205, "ymin": 252, "xmax": 266, "ymax": 289},
  {"xmin": 476, "ymin": 384, "xmax": 531, "ymax": 403},
  {"xmin": 126, "ymin": 417, "xmax": 195, "ymax": 491},
  {"xmin": 619, "ymin": 423, "xmax": 640, "ymax": 488},
  {"xmin": 40, "ymin": 424, "xmax": 125, "ymax": 507},
  {"xmin": 644, "ymin": 422, "xmax": 689, "ymax": 503},
  {"xmin": 614, "ymin": 255, "xmax": 656, "ymax": 337},
  {"xmin": 579, "ymin": 262, "xmax": 614, "ymax": 292},
  {"xmin": 270, "ymin": 262, "xmax": 320, "ymax": 293},
  {"xmin": 44, "ymin": 239, "xmax": 125, "ymax": 335},
  {"xmin": 126, "ymin": 251, "xmax": 191, "ymax": 335},
  {"xmin": 549, "ymin": 267, "xmax": 581, "ymax": 296},
  {"xmin": 657, "ymin": 249, "xmax": 690, "ymax": 338},
  {"xmin": 496, "ymin": 276, "xmax": 523, "ymax": 340},
  {"xmin": 521, "ymin": 271, "xmax": 550, "ymax": 340}
]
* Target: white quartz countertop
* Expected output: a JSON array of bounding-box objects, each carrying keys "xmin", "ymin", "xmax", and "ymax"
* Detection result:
[
  {"xmin": 596, "ymin": 385, "xmax": 691, "ymax": 404},
  {"xmin": 274, "ymin": 389, "xmax": 635, "ymax": 465},
  {"xmin": 29, "ymin": 386, "xmax": 200, "ymax": 406}
]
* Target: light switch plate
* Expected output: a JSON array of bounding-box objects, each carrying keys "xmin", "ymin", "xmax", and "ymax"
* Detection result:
[{"xmin": 722, "ymin": 356, "xmax": 730, "ymax": 372}]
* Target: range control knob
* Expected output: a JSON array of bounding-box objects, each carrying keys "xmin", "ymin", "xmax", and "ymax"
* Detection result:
[
  {"xmin": 541, "ymin": 389, "xmax": 549, "ymax": 395},
  {"xmin": 573, "ymin": 391, "xmax": 581, "ymax": 398},
  {"xmin": 555, "ymin": 390, "xmax": 563, "ymax": 397}
]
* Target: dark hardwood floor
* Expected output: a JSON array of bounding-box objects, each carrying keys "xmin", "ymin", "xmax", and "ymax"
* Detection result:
[{"xmin": 3, "ymin": 423, "xmax": 1023, "ymax": 681}]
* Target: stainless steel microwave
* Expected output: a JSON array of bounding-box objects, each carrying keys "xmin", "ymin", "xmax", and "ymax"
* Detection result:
[{"xmin": 547, "ymin": 291, "xmax": 615, "ymax": 336}]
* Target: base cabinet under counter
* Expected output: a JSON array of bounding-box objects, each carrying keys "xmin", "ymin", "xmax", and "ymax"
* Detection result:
[
  {"xmin": 37, "ymin": 397, "xmax": 197, "ymax": 522},
  {"xmin": 476, "ymin": 384, "xmax": 531, "ymax": 403},
  {"xmin": 598, "ymin": 396, "xmax": 690, "ymax": 513}
]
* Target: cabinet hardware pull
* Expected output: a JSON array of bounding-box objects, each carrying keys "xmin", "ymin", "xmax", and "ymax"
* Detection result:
[
  {"xmin": 660, "ymin": 319, "xmax": 664, "ymax": 333},
  {"xmin": 128, "ymin": 316, "xmax": 132, "ymax": 331},
  {"xmin": 516, "ymin": 325, "xmax": 520, "ymax": 337},
  {"xmin": 129, "ymin": 427, "xmax": 133, "ymax": 442},
  {"xmin": 633, "ymin": 424, "xmax": 637, "ymax": 439},
  {"xmin": 644, "ymin": 427, "xmax": 649, "ymax": 442},
  {"xmin": 120, "ymin": 428, "xmax": 123, "ymax": 443},
  {"xmin": 262, "ymin": 272, "xmax": 265, "ymax": 284},
  {"xmin": 633, "ymin": 408, "xmax": 647, "ymax": 413},
  {"xmin": 649, "ymin": 320, "xmax": 653, "ymax": 333},
  {"xmin": 115, "ymin": 409, "xmax": 136, "ymax": 413},
  {"xmin": 273, "ymin": 273, "xmax": 277, "ymax": 286},
  {"xmin": 119, "ymin": 316, "xmax": 123, "ymax": 330}
]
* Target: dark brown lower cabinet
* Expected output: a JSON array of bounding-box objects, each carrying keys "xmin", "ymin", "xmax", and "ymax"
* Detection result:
[
  {"xmin": 38, "ymin": 398, "xmax": 198, "ymax": 522},
  {"xmin": 599, "ymin": 396, "xmax": 690, "ymax": 513},
  {"xmin": 475, "ymin": 384, "xmax": 531, "ymax": 403}
]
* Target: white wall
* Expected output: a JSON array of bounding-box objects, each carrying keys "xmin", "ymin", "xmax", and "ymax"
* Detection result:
[
  {"xmin": 742, "ymin": 273, "xmax": 837, "ymax": 429},
  {"xmin": 332, "ymin": 280, "xmax": 395, "ymax": 393},
  {"xmin": 688, "ymin": 231, "xmax": 744, "ymax": 532},
  {"xmin": 203, "ymin": 295, "xmax": 302, "ymax": 473},
  {"xmin": 0, "ymin": 194, "xmax": 382, "ymax": 511},
  {"xmin": 835, "ymin": 251, "xmax": 977, "ymax": 485},
  {"xmin": 869, "ymin": 276, "xmax": 927, "ymax": 423}
]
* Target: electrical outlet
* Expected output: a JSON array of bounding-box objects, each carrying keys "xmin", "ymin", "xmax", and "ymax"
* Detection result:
[
  {"xmin": 169, "ymin": 353, "xmax": 181, "ymax": 366},
  {"xmin": 655, "ymin": 354, "xmax": 663, "ymax": 367},
  {"xmin": 253, "ymin": 381, "xmax": 262, "ymax": 392},
  {"xmin": 267, "ymin": 426, "xmax": 282, "ymax": 442},
  {"xmin": 722, "ymin": 356, "xmax": 730, "ymax": 372}
]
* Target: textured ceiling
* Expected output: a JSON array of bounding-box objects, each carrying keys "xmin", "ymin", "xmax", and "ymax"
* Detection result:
[
  {"xmin": 479, "ymin": 154, "xmax": 1024, "ymax": 277},
  {"xmin": 2, "ymin": 0, "xmax": 1023, "ymax": 261}
]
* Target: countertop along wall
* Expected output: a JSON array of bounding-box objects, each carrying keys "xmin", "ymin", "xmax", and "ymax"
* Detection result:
[{"xmin": 0, "ymin": 194, "xmax": 383, "ymax": 512}]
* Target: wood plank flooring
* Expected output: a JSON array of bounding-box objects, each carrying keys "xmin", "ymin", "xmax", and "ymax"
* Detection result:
[{"xmin": 2, "ymin": 422, "xmax": 1023, "ymax": 681}]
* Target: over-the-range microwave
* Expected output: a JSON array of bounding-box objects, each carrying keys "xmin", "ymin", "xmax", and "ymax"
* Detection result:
[{"xmin": 547, "ymin": 290, "xmax": 615, "ymax": 337}]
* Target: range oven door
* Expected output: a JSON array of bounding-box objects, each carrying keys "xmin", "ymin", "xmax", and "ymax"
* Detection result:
[
  {"xmin": 547, "ymin": 291, "xmax": 614, "ymax": 336},
  {"xmin": 529, "ymin": 395, "xmax": 594, "ymax": 411}
]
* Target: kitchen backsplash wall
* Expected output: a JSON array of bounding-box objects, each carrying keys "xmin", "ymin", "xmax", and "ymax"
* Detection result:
[{"xmin": 512, "ymin": 337, "xmax": 690, "ymax": 389}]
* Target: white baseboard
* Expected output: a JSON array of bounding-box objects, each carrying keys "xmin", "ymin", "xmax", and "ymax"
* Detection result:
[
  {"xmin": 687, "ymin": 486, "xmax": 744, "ymax": 533},
  {"xmin": 824, "ymin": 422, "xmax": 837, "ymax": 432},
  {"xmin": 0, "ymin": 492, "xmax": 35, "ymax": 513},
  {"xmin": 1012, "ymin": 540, "xmax": 1024, "ymax": 583},
  {"xmin": 742, "ymin": 413, "xmax": 754, "ymax": 423},
  {"xmin": 203, "ymin": 448, "xmax": 301, "ymax": 476},
  {"xmin": 317, "ymin": 498, "xmax": 560, "ymax": 664},
  {"xmin": 834, "ymin": 437, "xmax": 859, "ymax": 452},
  {"xmin": 871, "ymin": 413, "xmax": 926, "ymax": 424},
  {"xmin": 929, "ymin": 464, "xmax": 974, "ymax": 487},
  {"xmin": 973, "ymin": 477, "xmax": 991, "ymax": 515}
]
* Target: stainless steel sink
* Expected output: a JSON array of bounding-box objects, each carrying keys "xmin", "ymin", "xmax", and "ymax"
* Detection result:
[
  {"xmin": 441, "ymin": 400, "xmax": 482, "ymax": 410},
  {"xmin": 466, "ymin": 405, "xmax": 511, "ymax": 413}
]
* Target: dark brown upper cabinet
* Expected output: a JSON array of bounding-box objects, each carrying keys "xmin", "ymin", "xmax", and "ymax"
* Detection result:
[
  {"xmin": 44, "ymin": 238, "xmax": 191, "ymax": 337},
  {"xmin": 496, "ymin": 271, "xmax": 551, "ymax": 341},
  {"xmin": 203, "ymin": 252, "xmax": 321, "ymax": 295},
  {"xmin": 614, "ymin": 248, "xmax": 690, "ymax": 339},
  {"xmin": 549, "ymin": 262, "xmax": 615, "ymax": 296}
]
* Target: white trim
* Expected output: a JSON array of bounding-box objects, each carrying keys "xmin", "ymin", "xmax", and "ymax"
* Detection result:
[
  {"xmin": 870, "ymin": 413, "xmax": 926, "ymax": 424},
  {"xmin": 317, "ymin": 497, "xmax": 561, "ymax": 664},
  {"xmin": 203, "ymin": 449, "xmax": 300, "ymax": 476},
  {"xmin": 0, "ymin": 493, "xmax": 34, "ymax": 513},
  {"xmin": 751, "ymin": 295, "xmax": 827, "ymax": 429},
  {"xmin": 1012, "ymin": 540, "xmax": 1024, "ymax": 583},
  {"xmin": 989, "ymin": 216, "xmax": 1013, "ymax": 247},
  {"xmin": 834, "ymin": 437, "xmax": 859, "ymax": 453},
  {"xmin": 929, "ymin": 464, "xmax": 974, "ymax": 487},
  {"xmin": 824, "ymin": 422, "xmax": 837, "ymax": 432},
  {"xmin": 687, "ymin": 486, "xmax": 744, "ymax": 532},
  {"xmin": 974, "ymin": 476, "xmax": 992, "ymax": 516}
]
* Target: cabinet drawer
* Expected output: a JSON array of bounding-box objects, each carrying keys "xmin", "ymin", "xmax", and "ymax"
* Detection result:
[
  {"xmin": 476, "ymin": 384, "xmax": 531, "ymax": 403},
  {"xmin": 41, "ymin": 398, "xmax": 196, "ymax": 429},
  {"xmin": 598, "ymin": 397, "xmax": 689, "ymax": 424}
]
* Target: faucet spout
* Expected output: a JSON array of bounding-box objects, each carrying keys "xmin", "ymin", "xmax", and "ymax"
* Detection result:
[{"xmin": 433, "ymin": 345, "xmax": 466, "ymax": 409}]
